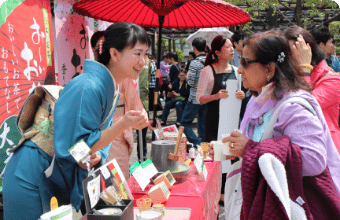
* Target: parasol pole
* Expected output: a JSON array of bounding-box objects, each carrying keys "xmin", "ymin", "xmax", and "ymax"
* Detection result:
[
  {"xmin": 152, "ymin": 14, "xmax": 165, "ymax": 140},
  {"xmin": 138, "ymin": 129, "xmax": 144, "ymax": 161}
]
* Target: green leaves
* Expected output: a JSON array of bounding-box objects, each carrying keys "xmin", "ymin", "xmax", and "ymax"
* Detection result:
[{"xmin": 225, "ymin": 0, "xmax": 340, "ymax": 33}]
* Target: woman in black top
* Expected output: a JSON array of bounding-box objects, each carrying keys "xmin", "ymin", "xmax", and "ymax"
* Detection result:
[
  {"xmin": 196, "ymin": 35, "xmax": 245, "ymax": 202},
  {"xmin": 197, "ymin": 36, "xmax": 245, "ymax": 142}
]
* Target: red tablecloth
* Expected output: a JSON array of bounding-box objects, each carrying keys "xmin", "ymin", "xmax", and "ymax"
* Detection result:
[{"xmin": 128, "ymin": 161, "xmax": 221, "ymax": 220}]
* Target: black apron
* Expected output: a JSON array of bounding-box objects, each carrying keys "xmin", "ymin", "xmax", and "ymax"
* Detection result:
[{"xmin": 205, "ymin": 65, "xmax": 237, "ymax": 142}]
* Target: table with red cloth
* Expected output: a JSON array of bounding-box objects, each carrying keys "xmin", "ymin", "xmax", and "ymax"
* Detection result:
[{"xmin": 128, "ymin": 161, "xmax": 221, "ymax": 220}]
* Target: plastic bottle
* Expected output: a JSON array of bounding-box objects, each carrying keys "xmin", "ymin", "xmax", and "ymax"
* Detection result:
[{"xmin": 189, "ymin": 147, "xmax": 196, "ymax": 159}]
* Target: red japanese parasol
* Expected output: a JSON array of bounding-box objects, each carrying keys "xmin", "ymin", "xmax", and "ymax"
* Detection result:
[
  {"xmin": 73, "ymin": 0, "xmax": 250, "ymax": 142},
  {"xmin": 73, "ymin": 0, "xmax": 250, "ymax": 29}
]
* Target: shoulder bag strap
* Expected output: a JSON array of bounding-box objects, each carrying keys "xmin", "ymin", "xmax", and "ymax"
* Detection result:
[{"xmin": 261, "ymin": 96, "xmax": 317, "ymax": 141}]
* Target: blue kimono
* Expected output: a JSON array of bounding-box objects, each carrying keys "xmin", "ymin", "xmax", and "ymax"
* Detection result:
[{"xmin": 3, "ymin": 60, "xmax": 118, "ymax": 219}]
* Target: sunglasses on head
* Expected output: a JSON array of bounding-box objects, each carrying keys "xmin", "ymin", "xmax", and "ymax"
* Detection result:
[{"xmin": 240, "ymin": 57, "xmax": 260, "ymax": 68}]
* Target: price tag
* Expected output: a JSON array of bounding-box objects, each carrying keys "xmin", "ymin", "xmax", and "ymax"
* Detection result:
[
  {"xmin": 194, "ymin": 153, "xmax": 203, "ymax": 173},
  {"xmin": 50, "ymin": 197, "xmax": 58, "ymax": 211},
  {"xmin": 129, "ymin": 161, "xmax": 150, "ymax": 190},
  {"xmin": 194, "ymin": 153, "xmax": 207, "ymax": 181},
  {"xmin": 202, "ymin": 162, "xmax": 208, "ymax": 181},
  {"xmin": 68, "ymin": 139, "xmax": 91, "ymax": 163},
  {"xmin": 141, "ymin": 159, "xmax": 158, "ymax": 180}
]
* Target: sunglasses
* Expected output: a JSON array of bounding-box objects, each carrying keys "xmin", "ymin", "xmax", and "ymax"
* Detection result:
[{"xmin": 240, "ymin": 57, "xmax": 260, "ymax": 69}]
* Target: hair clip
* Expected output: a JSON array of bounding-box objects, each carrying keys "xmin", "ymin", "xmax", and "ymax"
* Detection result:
[
  {"xmin": 277, "ymin": 52, "xmax": 285, "ymax": 63},
  {"xmin": 99, "ymin": 40, "xmax": 103, "ymax": 55}
]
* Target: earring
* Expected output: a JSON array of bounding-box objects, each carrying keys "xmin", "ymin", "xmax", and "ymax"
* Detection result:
[{"xmin": 267, "ymin": 76, "xmax": 271, "ymax": 82}]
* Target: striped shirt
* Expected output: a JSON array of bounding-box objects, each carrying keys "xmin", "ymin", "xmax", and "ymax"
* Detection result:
[
  {"xmin": 187, "ymin": 54, "xmax": 206, "ymax": 104},
  {"xmin": 149, "ymin": 60, "xmax": 157, "ymax": 89}
]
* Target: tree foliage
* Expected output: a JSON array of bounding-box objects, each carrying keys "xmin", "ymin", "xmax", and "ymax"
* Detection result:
[
  {"xmin": 227, "ymin": 0, "xmax": 339, "ymax": 31},
  {"xmin": 227, "ymin": 0, "xmax": 340, "ymax": 52},
  {"xmin": 155, "ymin": 38, "xmax": 186, "ymax": 62}
]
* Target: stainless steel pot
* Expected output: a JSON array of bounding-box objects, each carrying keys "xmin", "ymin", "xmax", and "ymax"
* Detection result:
[{"xmin": 150, "ymin": 140, "xmax": 178, "ymax": 172}]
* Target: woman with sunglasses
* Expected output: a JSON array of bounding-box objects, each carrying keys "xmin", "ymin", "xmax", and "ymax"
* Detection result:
[
  {"xmin": 218, "ymin": 30, "xmax": 340, "ymax": 219},
  {"xmin": 283, "ymin": 26, "xmax": 340, "ymax": 155}
]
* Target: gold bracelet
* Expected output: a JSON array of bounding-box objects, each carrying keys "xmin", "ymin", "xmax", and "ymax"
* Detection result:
[{"xmin": 300, "ymin": 64, "xmax": 314, "ymax": 71}]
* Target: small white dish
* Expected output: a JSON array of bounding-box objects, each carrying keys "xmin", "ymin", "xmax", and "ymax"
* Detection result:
[
  {"xmin": 136, "ymin": 210, "xmax": 163, "ymax": 220},
  {"xmin": 97, "ymin": 208, "xmax": 122, "ymax": 215}
]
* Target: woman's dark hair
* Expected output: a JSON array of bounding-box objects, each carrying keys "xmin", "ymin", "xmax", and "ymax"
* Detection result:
[
  {"xmin": 98, "ymin": 22, "xmax": 151, "ymax": 65},
  {"xmin": 90, "ymin": 31, "xmax": 105, "ymax": 48},
  {"xmin": 204, "ymin": 35, "xmax": 229, "ymax": 66},
  {"xmin": 180, "ymin": 68, "xmax": 188, "ymax": 74},
  {"xmin": 168, "ymin": 52, "xmax": 178, "ymax": 62},
  {"xmin": 205, "ymin": 46, "xmax": 211, "ymax": 53},
  {"xmin": 282, "ymin": 26, "xmax": 325, "ymax": 67},
  {"xmin": 243, "ymin": 30, "xmax": 311, "ymax": 99}
]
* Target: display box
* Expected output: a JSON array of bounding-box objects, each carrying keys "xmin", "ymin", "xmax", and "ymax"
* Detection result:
[
  {"xmin": 83, "ymin": 170, "xmax": 133, "ymax": 220},
  {"xmin": 153, "ymin": 170, "xmax": 176, "ymax": 189},
  {"xmin": 148, "ymin": 182, "xmax": 170, "ymax": 204}
]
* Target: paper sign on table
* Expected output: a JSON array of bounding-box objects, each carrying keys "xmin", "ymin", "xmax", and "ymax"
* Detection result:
[
  {"xmin": 40, "ymin": 205, "xmax": 73, "ymax": 220},
  {"xmin": 162, "ymin": 125, "xmax": 178, "ymax": 133},
  {"xmin": 141, "ymin": 159, "xmax": 159, "ymax": 180},
  {"xmin": 129, "ymin": 161, "xmax": 150, "ymax": 191},
  {"xmin": 202, "ymin": 164, "xmax": 208, "ymax": 180},
  {"xmin": 194, "ymin": 153, "xmax": 207, "ymax": 181},
  {"xmin": 68, "ymin": 139, "xmax": 91, "ymax": 163},
  {"xmin": 154, "ymin": 128, "xmax": 164, "ymax": 140},
  {"xmin": 87, "ymin": 175, "xmax": 101, "ymax": 208},
  {"xmin": 217, "ymin": 80, "xmax": 242, "ymax": 141}
]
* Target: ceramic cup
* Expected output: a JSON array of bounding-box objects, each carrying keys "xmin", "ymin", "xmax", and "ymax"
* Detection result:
[
  {"xmin": 220, "ymin": 133, "xmax": 233, "ymax": 155},
  {"xmin": 211, "ymin": 141, "xmax": 227, "ymax": 161}
]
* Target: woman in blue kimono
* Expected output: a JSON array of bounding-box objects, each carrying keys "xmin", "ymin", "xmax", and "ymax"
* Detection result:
[{"xmin": 3, "ymin": 22, "xmax": 150, "ymax": 219}]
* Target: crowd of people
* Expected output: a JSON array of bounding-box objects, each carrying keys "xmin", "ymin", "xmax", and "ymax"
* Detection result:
[{"xmin": 3, "ymin": 21, "xmax": 340, "ymax": 220}]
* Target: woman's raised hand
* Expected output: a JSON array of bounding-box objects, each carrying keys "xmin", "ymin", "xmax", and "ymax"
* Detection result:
[
  {"xmin": 123, "ymin": 110, "xmax": 149, "ymax": 130},
  {"xmin": 235, "ymin": 90, "xmax": 245, "ymax": 100},
  {"xmin": 291, "ymin": 34, "xmax": 312, "ymax": 66},
  {"xmin": 222, "ymin": 130, "xmax": 249, "ymax": 158},
  {"xmin": 215, "ymin": 89, "xmax": 229, "ymax": 100}
]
